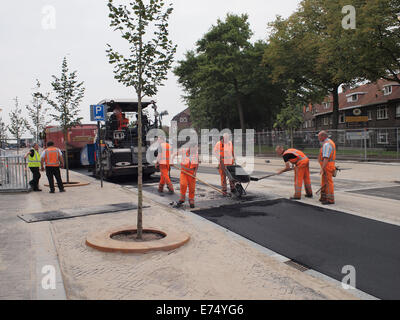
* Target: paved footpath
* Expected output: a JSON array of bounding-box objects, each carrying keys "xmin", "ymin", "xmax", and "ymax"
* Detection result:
[{"xmin": 0, "ymin": 167, "xmax": 361, "ymax": 300}]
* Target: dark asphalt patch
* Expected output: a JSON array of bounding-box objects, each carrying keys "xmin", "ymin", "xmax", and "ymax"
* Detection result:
[
  {"xmin": 193, "ymin": 199, "xmax": 400, "ymax": 299},
  {"xmin": 18, "ymin": 202, "xmax": 144, "ymax": 223},
  {"xmin": 348, "ymin": 186, "xmax": 400, "ymax": 201}
]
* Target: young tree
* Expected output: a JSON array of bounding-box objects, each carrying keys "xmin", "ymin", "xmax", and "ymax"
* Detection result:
[
  {"xmin": 0, "ymin": 116, "xmax": 8, "ymax": 148},
  {"xmin": 39, "ymin": 57, "xmax": 85, "ymax": 183},
  {"xmin": 106, "ymin": 0, "xmax": 176, "ymax": 239},
  {"xmin": 8, "ymin": 97, "xmax": 29, "ymax": 153},
  {"xmin": 27, "ymin": 80, "xmax": 51, "ymax": 143}
]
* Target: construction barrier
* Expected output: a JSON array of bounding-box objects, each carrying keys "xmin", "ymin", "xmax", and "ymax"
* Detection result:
[{"xmin": 0, "ymin": 155, "xmax": 30, "ymax": 192}]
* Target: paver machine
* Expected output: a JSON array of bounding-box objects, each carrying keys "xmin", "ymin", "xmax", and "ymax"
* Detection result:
[{"xmin": 93, "ymin": 99, "xmax": 164, "ymax": 179}]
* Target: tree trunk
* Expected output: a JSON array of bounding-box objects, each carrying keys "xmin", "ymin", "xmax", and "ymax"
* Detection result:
[
  {"xmin": 233, "ymin": 79, "xmax": 245, "ymax": 130},
  {"xmin": 330, "ymin": 84, "xmax": 340, "ymax": 150},
  {"xmin": 64, "ymin": 129, "xmax": 70, "ymax": 183},
  {"xmin": 137, "ymin": 92, "xmax": 143, "ymax": 240}
]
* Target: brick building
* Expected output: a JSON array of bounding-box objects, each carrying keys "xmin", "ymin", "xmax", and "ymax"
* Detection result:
[
  {"xmin": 171, "ymin": 107, "xmax": 192, "ymax": 132},
  {"xmin": 302, "ymin": 79, "xmax": 400, "ymax": 147}
]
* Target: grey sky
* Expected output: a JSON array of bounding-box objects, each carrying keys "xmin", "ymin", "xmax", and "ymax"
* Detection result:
[{"xmin": 0, "ymin": 0, "xmax": 301, "ymax": 137}]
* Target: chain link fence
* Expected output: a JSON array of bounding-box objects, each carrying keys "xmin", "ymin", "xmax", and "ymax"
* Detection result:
[{"xmin": 255, "ymin": 128, "xmax": 400, "ymax": 161}]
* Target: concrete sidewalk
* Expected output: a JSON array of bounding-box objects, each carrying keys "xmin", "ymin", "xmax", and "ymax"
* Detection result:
[{"xmin": 1, "ymin": 169, "xmax": 358, "ymax": 300}]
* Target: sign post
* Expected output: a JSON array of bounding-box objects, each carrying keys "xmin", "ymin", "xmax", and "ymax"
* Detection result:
[{"xmin": 90, "ymin": 105, "xmax": 106, "ymax": 188}]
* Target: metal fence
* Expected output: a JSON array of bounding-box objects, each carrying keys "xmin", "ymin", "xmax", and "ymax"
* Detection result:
[
  {"xmin": 0, "ymin": 155, "xmax": 31, "ymax": 192},
  {"xmin": 255, "ymin": 128, "xmax": 400, "ymax": 161}
]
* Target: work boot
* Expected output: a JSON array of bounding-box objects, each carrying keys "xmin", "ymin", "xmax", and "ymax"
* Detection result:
[
  {"xmin": 190, "ymin": 203, "xmax": 195, "ymax": 209},
  {"xmin": 167, "ymin": 185, "xmax": 175, "ymax": 194},
  {"xmin": 305, "ymin": 194, "xmax": 313, "ymax": 198},
  {"xmin": 290, "ymin": 196, "xmax": 301, "ymax": 200},
  {"xmin": 59, "ymin": 189, "xmax": 66, "ymax": 193},
  {"xmin": 174, "ymin": 200, "xmax": 184, "ymax": 208},
  {"xmin": 49, "ymin": 190, "xmax": 55, "ymax": 194},
  {"xmin": 321, "ymin": 201, "xmax": 334, "ymax": 205}
]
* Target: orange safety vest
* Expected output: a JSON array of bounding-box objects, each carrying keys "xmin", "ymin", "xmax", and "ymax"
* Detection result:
[
  {"xmin": 283, "ymin": 148, "xmax": 308, "ymax": 165},
  {"xmin": 121, "ymin": 118, "xmax": 129, "ymax": 128},
  {"xmin": 214, "ymin": 141, "xmax": 234, "ymax": 165},
  {"xmin": 158, "ymin": 142, "xmax": 171, "ymax": 165},
  {"xmin": 44, "ymin": 147, "xmax": 61, "ymax": 167},
  {"xmin": 181, "ymin": 147, "xmax": 198, "ymax": 172},
  {"xmin": 319, "ymin": 139, "xmax": 336, "ymax": 168}
]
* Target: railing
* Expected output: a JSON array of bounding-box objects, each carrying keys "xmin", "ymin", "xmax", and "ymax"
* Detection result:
[
  {"xmin": 0, "ymin": 156, "xmax": 31, "ymax": 192},
  {"xmin": 255, "ymin": 128, "xmax": 400, "ymax": 161}
]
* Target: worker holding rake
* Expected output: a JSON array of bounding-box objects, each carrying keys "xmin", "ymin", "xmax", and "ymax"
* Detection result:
[
  {"xmin": 174, "ymin": 143, "xmax": 199, "ymax": 209},
  {"xmin": 275, "ymin": 145, "xmax": 313, "ymax": 200}
]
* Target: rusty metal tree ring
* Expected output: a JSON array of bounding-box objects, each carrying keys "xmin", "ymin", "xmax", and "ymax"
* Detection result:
[{"xmin": 85, "ymin": 225, "xmax": 190, "ymax": 253}]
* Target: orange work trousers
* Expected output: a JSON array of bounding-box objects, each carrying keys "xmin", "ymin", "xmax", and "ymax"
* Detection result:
[
  {"xmin": 159, "ymin": 164, "xmax": 174, "ymax": 192},
  {"xmin": 293, "ymin": 158, "xmax": 312, "ymax": 199},
  {"xmin": 180, "ymin": 170, "xmax": 196, "ymax": 204},
  {"xmin": 218, "ymin": 165, "xmax": 235, "ymax": 192},
  {"xmin": 321, "ymin": 166, "xmax": 335, "ymax": 203}
]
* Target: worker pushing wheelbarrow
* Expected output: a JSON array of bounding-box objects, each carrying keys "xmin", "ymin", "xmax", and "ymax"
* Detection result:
[{"xmin": 214, "ymin": 133, "xmax": 251, "ymax": 198}]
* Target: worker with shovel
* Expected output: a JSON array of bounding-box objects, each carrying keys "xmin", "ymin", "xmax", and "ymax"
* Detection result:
[
  {"xmin": 318, "ymin": 131, "xmax": 336, "ymax": 205},
  {"xmin": 214, "ymin": 133, "xmax": 236, "ymax": 196},
  {"xmin": 174, "ymin": 143, "xmax": 199, "ymax": 208},
  {"xmin": 275, "ymin": 145, "xmax": 313, "ymax": 200}
]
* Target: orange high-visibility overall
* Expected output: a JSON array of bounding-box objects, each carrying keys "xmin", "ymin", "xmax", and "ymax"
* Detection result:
[
  {"xmin": 157, "ymin": 142, "xmax": 173, "ymax": 192},
  {"xmin": 179, "ymin": 147, "xmax": 198, "ymax": 205},
  {"xmin": 214, "ymin": 140, "xmax": 235, "ymax": 192},
  {"xmin": 283, "ymin": 148, "xmax": 312, "ymax": 199},
  {"xmin": 319, "ymin": 139, "xmax": 336, "ymax": 204},
  {"xmin": 44, "ymin": 147, "xmax": 61, "ymax": 167}
]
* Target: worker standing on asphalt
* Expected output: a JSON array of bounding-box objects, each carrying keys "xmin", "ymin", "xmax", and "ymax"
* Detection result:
[
  {"xmin": 24, "ymin": 143, "xmax": 42, "ymax": 192},
  {"xmin": 214, "ymin": 133, "xmax": 236, "ymax": 196},
  {"xmin": 275, "ymin": 145, "xmax": 312, "ymax": 199},
  {"xmin": 155, "ymin": 136, "xmax": 174, "ymax": 194},
  {"xmin": 175, "ymin": 143, "xmax": 199, "ymax": 208},
  {"xmin": 40, "ymin": 141, "xmax": 65, "ymax": 194},
  {"xmin": 318, "ymin": 131, "xmax": 336, "ymax": 205}
]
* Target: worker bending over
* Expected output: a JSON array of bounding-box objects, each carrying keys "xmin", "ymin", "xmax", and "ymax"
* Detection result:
[
  {"xmin": 155, "ymin": 136, "xmax": 174, "ymax": 194},
  {"xmin": 175, "ymin": 143, "xmax": 199, "ymax": 208},
  {"xmin": 275, "ymin": 146, "xmax": 312, "ymax": 199},
  {"xmin": 214, "ymin": 133, "xmax": 235, "ymax": 196},
  {"xmin": 318, "ymin": 131, "xmax": 336, "ymax": 205}
]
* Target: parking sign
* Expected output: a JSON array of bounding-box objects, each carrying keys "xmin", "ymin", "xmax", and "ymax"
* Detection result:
[{"xmin": 90, "ymin": 104, "xmax": 106, "ymax": 121}]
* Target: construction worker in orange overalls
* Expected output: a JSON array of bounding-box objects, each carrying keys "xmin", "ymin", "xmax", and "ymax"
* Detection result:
[
  {"xmin": 275, "ymin": 145, "xmax": 313, "ymax": 200},
  {"xmin": 214, "ymin": 133, "xmax": 235, "ymax": 196},
  {"xmin": 155, "ymin": 136, "xmax": 174, "ymax": 194},
  {"xmin": 318, "ymin": 131, "xmax": 336, "ymax": 205},
  {"xmin": 175, "ymin": 143, "xmax": 199, "ymax": 208},
  {"xmin": 121, "ymin": 113, "xmax": 129, "ymax": 129}
]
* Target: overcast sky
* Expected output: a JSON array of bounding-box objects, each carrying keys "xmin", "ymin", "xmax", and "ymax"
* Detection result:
[{"xmin": 0, "ymin": 0, "xmax": 301, "ymax": 136}]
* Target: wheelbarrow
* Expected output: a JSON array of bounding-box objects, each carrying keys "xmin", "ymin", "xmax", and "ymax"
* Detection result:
[{"xmin": 223, "ymin": 164, "xmax": 251, "ymax": 198}]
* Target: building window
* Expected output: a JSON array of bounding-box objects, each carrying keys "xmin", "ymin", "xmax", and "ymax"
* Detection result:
[
  {"xmin": 323, "ymin": 117, "xmax": 329, "ymax": 125},
  {"xmin": 323, "ymin": 102, "xmax": 329, "ymax": 109},
  {"xmin": 396, "ymin": 104, "xmax": 400, "ymax": 118},
  {"xmin": 338, "ymin": 133, "xmax": 345, "ymax": 144},
  {"xmin": 377, "ymin": 106, "xmax": 388, "ymax": 120},
  {"xmin": 377, "ymin": 129, "xmax": 389, "ymax": 144},
  {"xmin": 384, "ymin": 86, "xmax": 392, "ymax": 96},
  {"xmin": 339, "ymin": 113, "xmax": 345, "ymax": 123},
  {"xmin": 368, "ymin": 110, "xmax": 373, "ymax": 121},
  {"xmin": 347, "ymin": 94, "xmax": 358, "ymax": 102}
]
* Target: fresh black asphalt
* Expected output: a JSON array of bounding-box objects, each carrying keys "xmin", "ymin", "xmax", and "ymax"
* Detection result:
[
  {"xmin": 193, "ymin": 199, "xmax": 400, "ymax": 300},
  {"xmin": 349, "ymin": 186, "xmax": 400, "ymax": 201}
]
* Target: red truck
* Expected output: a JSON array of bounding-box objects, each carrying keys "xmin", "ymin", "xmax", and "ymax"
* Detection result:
[{"xmin": 43, "ymin": 124, "xmax": 97, "ymax": 167}]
